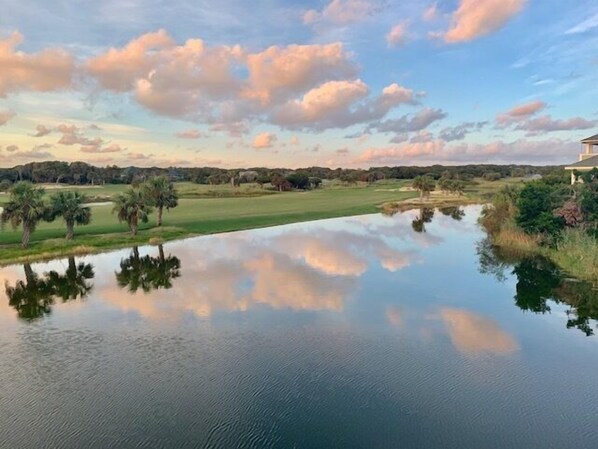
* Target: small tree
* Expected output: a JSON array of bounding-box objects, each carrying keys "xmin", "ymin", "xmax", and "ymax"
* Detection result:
[
  {"xmin": 142, "ymin": 176, "xmax": 178, "ymax": 226},
  {"xmin": 412, "ymin": 176, "xmax": 435, "ymax": 201},
  {"xmin": 50, "ymin": 191, "xmax": 91, "ymax": 240},
  {"xmin": 1, "ymin": 181, "xmax": 49, "ymax": 247},
  {"xmin": 286, "ymin": 172, "xmax": 310, "ymax": 190},
  {"xmin": 113, "ymin": 187, "xmax": 153, "ymax": 236}
]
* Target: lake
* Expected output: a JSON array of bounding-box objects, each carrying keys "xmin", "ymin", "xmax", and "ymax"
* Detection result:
[{"xmin": 1, "ymin": 205, "xmax": 597, "ymax": 449}]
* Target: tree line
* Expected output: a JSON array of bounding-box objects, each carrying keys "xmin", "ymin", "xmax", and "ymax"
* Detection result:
[
  {"xmin": 1, "ymin": 175, "xmax": 179, "ymax": 247},
  {"xmin": 0, "ymin": 161, "xmax": 563, "ymax": 188}
]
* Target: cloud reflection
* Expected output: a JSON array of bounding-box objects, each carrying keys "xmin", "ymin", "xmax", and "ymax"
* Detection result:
[{"xmin": 440, "ymin": 308, "xmax": 519, "ymax": 356}]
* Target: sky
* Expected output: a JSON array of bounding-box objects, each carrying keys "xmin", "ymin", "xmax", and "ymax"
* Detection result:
[{"xmin": 0, "ymin": 0, "xmax": 597, "ymax": 169}]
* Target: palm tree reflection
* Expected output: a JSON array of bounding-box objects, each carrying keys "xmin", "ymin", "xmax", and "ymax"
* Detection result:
[
  {"xmin": 115, "ymin": 245, "xmax": 181, "ymax": 293},
  {"xmin": 5, "ymin": 257, "xmax": 95, "ymax": 321},
  {"xmin": 411, "ymin": 207, "xmax": 434, "ymax": 233}
]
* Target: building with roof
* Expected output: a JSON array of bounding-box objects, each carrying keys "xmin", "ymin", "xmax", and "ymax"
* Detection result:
[{"xmin": 565, "ymin": 134, "xmax": 598, "ymax": 184}]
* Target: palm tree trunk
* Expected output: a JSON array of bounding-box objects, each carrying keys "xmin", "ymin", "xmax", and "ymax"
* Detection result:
[
  {"xmin": 157, "ymin": 206, "xmax": 163, "ymax": 227},
  {"xmin": 130, "ymin": 215, "xmax": 138, "ymax": 236},
  {"xmin": 66, "ymin": 221, "xmax": 74, "ymax": 240},
  {"xmin": 21, "ymin": 224, "xmax": 31, "ymax": 248},
  {"xmin": 68, "ymin": 256, "xmax": 76, "ymax": 273},
  {"xmin": 158, "ymin": 244, "xmax": 165, "ymax": 262},
  {"xmin": 23, "ymin": 263, "xmax": 34, "ymax": 283}
]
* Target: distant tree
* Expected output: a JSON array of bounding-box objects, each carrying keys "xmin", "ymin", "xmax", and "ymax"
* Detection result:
[
  {"xmin": 256, "ymin": 174, "xmax": 271, "ymax": 188},
  {"xmin": 286, "ymin": 172, "xmax": 310, "ymax": 190},
  {"xmin": 1, "ymin": 181, "xmax": 49, "ymax": 247},
  {"xmin": 0, "ymin": 180, "xmax": 11, "ymax": 192},
  {"xmin": 271, "ymin": 174, "xmax": 291, "ymax": 192},
  {"xmin": 412, "ymin": 176, "xmax": 435, "ymax": 201},
  {"xmin": 113, "ymin": 187, "xmax": 153, "ymax": 236},
  {"xmin": 483, "ymin": 172, "xmax": 502, "ymax": 181},
  {"xmin": 309, "ymin": 177, "xmax": 322, "ymax": 189},
  {"xmin": 49, "ymin": 191, "xmax": 92, "ymax": 240},
  {"xmin": 143, "ymin": 176, "xmax": 178, "ymax": 227}
]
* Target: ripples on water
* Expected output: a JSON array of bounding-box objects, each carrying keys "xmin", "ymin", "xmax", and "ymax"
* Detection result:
[{"xmin": 0, "ymin": 206, "xmax": 597, "ymax": 449}]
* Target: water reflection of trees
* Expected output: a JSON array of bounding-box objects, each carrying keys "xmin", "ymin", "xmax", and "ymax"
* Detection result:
[
  {"xmin": 477, "ymin": 239, "xmax": 598, "ymax": 336},
  {"xmin": 411, "ymin": 207, "xmax": 435, "ymax": 233},
  {"xmin": 439, "ymin": 206, "xmax": 465, "ymax": 221},
  {"xmin": 4, "ymin": 257, "xmax": 95, "ymax": 321},
  {"xmin": 115, "ymin": 245, "xmax": 181, "ymax": 293}
]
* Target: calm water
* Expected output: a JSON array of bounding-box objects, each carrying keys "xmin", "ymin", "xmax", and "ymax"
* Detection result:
[{"xmin": 1, "ymin": 205, "xmax": 597, "ymax": 449}]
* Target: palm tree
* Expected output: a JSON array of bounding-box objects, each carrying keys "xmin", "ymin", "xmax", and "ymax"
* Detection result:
[
  {"xmin": 0, "ymin": 181, "xmax": 48, "ymax": 247},
  {"xmin": 142, "ymin": 176, "xmax": 178, "ymax": 226},
  {"xmin": 113, "ymin": 187, "xmax": 152, "ymax": 236},
  {"xmin": 412, "ymin": 176, "xmax": 435, "ymax": 202},
  {"xmin": 50, "ymin": 191, "xmax": 92, "ymax": 240}
]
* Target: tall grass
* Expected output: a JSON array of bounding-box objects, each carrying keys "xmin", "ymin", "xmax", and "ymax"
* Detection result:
[
  {"xmin": 493, "ymin": 221, "xmax": 540, "ymax": 254},
  {"xmin": 552, "ymin": 229, "xmax": 598, "ymax": 282}
]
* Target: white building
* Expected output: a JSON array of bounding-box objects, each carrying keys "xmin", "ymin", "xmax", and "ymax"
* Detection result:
[{"xmin": 565, "ymin": 134, "xmax": 598, "ymax": 184}]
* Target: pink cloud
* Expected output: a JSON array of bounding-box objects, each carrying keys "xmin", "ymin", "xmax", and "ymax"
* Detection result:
[
  {"xmin": 86, "ymin": 29, "xmax": 175, "ymax": 91},
  {"xmin": 0, "ymin": 31, "xmax": 74, "ymax": 96},
  {"xmin": 355, "ymin": 138, "xmax": 578, "ymax": 166},
  {"xmin": 496, "ymin": 100, "xmax": 546, "ymax": 125},
  {"xmin": 80, "ymin": 143, "xmax": 124, "ymax": 153},
  {"xmin": 0, "ymin": 110, "xmax": 15, "ymax": 126},
  {"xmin": 252, "ymin": 132, "xmax": 278, "ymax": 149},
  {"xmin": 443, "ymin": 0, "xmax": 526, "ymax": 43},
  {"xmin": 515, "ymin": 115, "xmax": 596, "ymax": 135},
  {"xmin": 243, "ymin": 42, "xmax": 356, "ymax": 105},
  {"xmin": 273, "ymin": 79, "xmax": 368, "ymax": 126},
  {"xmin": 273, "ymin": 81, "xmax": 419, "ymax": 130},
  {"xmin": 57, "ymin": 124, "xmax": 103, "ymax": 147},
  {"xmin": 387, "ymin": 23, "xmax": 409, "ymax": 47},
  {"xmin": 31, "ymin": 124, "xmax": 52, "ymax": 137},
  {"xmin": 175, "ymin": 129, "xmax": 204, "ymax": 139}
]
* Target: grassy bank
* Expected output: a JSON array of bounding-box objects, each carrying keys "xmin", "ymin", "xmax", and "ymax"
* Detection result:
[
  {"xmin": 1, "ymin": 182, "xmax": 421, "ymax": 265},
  {"xmin": 0, "ymin": 177, "xmax": 525, "ymax": 266}
]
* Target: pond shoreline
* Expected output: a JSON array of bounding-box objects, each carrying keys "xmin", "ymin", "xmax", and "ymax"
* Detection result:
[{"xmin": 0, "ymin": 196, "xmax": 475, "ymax": 267}]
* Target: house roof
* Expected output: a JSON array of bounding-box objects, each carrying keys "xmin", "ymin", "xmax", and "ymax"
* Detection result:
[
  {"xmin": 566, "ymin": 154, "xmax": 598, "ymax": 169},
  {"xmin": 581, "ymin": 134, "xmax": 598, "ymax": 143}
]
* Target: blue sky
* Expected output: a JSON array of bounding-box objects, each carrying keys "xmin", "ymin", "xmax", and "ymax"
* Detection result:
[{"xmin": 0, "ymin": 0, "xmax": 597, "ymax": 168}]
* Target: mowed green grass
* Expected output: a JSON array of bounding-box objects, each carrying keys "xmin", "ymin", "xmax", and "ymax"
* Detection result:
[{"xmin": 0, "ymin": 181, "xmax": 418, "ymax": 263}]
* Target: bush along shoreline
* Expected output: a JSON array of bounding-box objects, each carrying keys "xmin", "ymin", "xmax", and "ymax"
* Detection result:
[{"xmin": 480, "ymin": 169, "xmax": 598, "ymax": 282}]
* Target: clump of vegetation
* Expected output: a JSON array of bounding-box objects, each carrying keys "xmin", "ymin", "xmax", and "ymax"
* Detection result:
[
  {"xmin": 553, "ymin": 229, "xmax": 598, "ymax": 282},
  {"xmin": 412, "ymin": 176, "xmax": 435, "ymax": 201},
  {"xmin": 480, "ymin": 169, "xmax": 598, "ymax": 281}
]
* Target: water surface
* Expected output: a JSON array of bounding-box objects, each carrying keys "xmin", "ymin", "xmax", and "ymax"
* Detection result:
[{"xmin": 1, "ymin": 205, "xmax": 597, "ymax": 449}]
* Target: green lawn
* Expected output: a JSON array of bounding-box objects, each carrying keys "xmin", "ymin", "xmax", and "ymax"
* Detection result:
[{"xmin": 0, "ymin": 181, "xmax": 419, "ymax": 264}]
